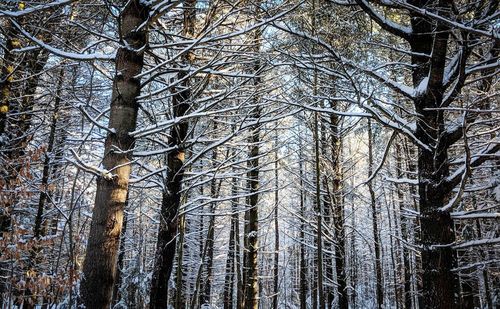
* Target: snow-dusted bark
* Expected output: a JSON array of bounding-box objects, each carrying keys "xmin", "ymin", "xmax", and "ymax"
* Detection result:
[
  {"xmin": 80, "ymin": 2, "xmax": 149, "ymax": 308},
  {"xmin": 149, "ymin": 1, "xmax": 196, "ymax": 307}
]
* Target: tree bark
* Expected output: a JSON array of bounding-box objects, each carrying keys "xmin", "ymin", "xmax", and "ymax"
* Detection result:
[
  {"xmin": 33, "ymin": 68, "xmax": 65, "ymax": 240},
  {"xmin": 223, "ymin": 175, "xmax": 238, "ymax": 309},
  {"xmin": 80, "ymin": 2, "xmax": 149, "ymax": 308},
  {"xmin": 149, "ymin": 1, "xmax": 196, "ymax": 307},
  {"xmin": 243, "ymin": 26, "xmax": 262, "ymax": 309},
  {"xmin": 395, "ymin": 142, "xmax": 413, "ymax": 309},
  {"xmin": 112, "ymin": 208, "xmax": 128, "ymax": 306},
  {"xmin": 298, "ymin": 132, "xmax": 307, "ymax": 309},
  {"xmin": 330, "ymin": 108, "xmax": 348, "ymax": 309},
  {"xmin": 174, "ymin": 213, "xmax": 186, "ymax": 309},
  {"xmin": 272, "ymin": 130, "xmax": 280, "ymax": 309},
  {"xmin": 200, "ymin": 134, "xmax": 220, "ymax": 306},
  {"xmin": 409, "ymin": 3, "xmax": 458, "ymax": 306},
  {"xmin": 368, "ymin": 119, "xmax": 384, "ymax": 309}
]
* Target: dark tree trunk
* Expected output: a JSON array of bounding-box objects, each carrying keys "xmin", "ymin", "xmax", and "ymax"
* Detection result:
[
  {"xmin": 243, "ymin": 18, "xmax": 262, "ymax": 309},
  {"xmin": 200, "ymin": 203, "xmax": 215, "ymax": 305},
  {"xmin": 223, "ymin": 172, "xmax": 239, "ymax": 309},
  {"xmin": 149, "ymin": 1, "xmax": 196, "ymax": 308},
  {"xmin": 320, "ymin": 108, "xmax": 334, "ymax": 309},
  {"xmin": 410, "ymin": 3, "xmax": 458, "ymax": 306},
  {"xmin": 272, "ymin": 131, "xmax": 280, "ymax": 309},
  {"xmin": 395, "ymin": 142, "xmax": 413, "ymax": 309},
  {"xmin": 24, "ymin": 68, "xmax": 66, "ymax": 308},
  {"xmin": 33, "ymin": 68, "xmax": 65, "ymax": 240},
  {"xmin": 80, "ymin": 2, "xmax": 149, "ymax": 308},
  {"xmin": 174, "ymin": 213, "xmax": 186, "ymax": 309},
  {"xmin": 1, "ymin": 21, "xmax": 51, "ymax": 238},
  {"xmin": 1, "ymin": 9, "xmax": 54, "ymax": 307},
  {"xmin": 330, "ymin": 106, "xmax": 348, "ymax": 309},
  {"xmin": 244, "ymin": 98, "xmax": 260, "ymax": 309},
  {"xmin": 235, "ymin": 197, "xmax": 243, "ymax": 309},
  {"xmin": 368, "ymin": 120, "xmax": 384, "ymax": 309},
  {"xmin": 298, "ymin": 135, "xmax": 307, "ymax": 309},
  {"xmin": 200, "ymin": 124, "xmax": 220, "ymax": 306}
]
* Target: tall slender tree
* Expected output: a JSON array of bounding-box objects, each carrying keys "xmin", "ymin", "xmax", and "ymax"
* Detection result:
[
  {"xmin": 80, "ymin": 2, "xmax": 149, "ymax": 308},
  {"xmin": 149, "ymin": 1, "xmax": 196, "ymax": 307},
  {"xmin": 368, "ymin": 119, "xmax": 384, "ymax": 309},
  {"xmin": 243, "ymin": 14, "xmax": 263, "ymax": 309}
]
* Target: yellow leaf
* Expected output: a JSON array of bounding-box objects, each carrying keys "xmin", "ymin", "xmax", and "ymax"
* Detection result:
[
  {"xmin": 26, "ymin": 269, "xmax": 36, "ymax": 278},
  {"xmin": 18, "ymin": 2, "xmax": 25, "ymax": 10},
  {"xmin": 0, "ymin": 105, "xmax": 7, "ymax": 114},
  {"xmin": 11, "ymin": 39, "xmax": 21, "ymax": 48}
]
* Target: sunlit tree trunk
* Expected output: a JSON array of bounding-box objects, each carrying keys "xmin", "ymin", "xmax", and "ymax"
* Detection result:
[
  {"xmin": 112, "ymin": 207, "xmax": 128, "ymax": 306},
  {"xmin": 80, "ymin": 2, "xmax": 149, "ymax": 308}
]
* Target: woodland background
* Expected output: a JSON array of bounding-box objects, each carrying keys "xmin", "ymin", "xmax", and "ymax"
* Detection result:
[{"xmin": 0, "ymin": 0, "xmax": 498, "ymax": 308}]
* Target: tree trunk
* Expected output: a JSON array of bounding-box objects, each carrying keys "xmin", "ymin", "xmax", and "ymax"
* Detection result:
[
  {"xmin": 235, "ymin": 196, "xmax": 243, "ymax": 309},
  {"xmin": 33, "ymin": 68, "xmax": 65, "ymax": 240},
  {"xmin": 80, "ymin": 2, "xmax": 149, "ymax": 308},
  {"xmin": 368, "ymin": 119, "xmax": 384, "ymax": 309},
  {"xmin": 330, "ymin": 104, "xmax": 348, "ymax": 309},
  {"xmin": 244, "ymin": 93, "xmax": 260, "ymax": 309},
  {"xmin": 272, "ymin": 130, "xmax": 280, "ymax": 309},
  {"xmin": 149, "ymin": 1, "xmax": 196, "ymax": 308},
  {"xmin": 201, "ymin": 210, "xmax": 215, "ymax": 305},
  {"xmin": 223, "ymin": 190, "xmax": 237, "ymax": 309},
  {"xmin": 1, "ymin": 13, "xmax": 51, "ymax": 240},
  {"xmin": 320, "ymin": 108, "xmax": 334, "ymax": 309},
  {"xmin": 243, "ymin": 39, "xmax": 262, "ymax": 309},
  {"xmin": 395, "ymin": 142, "xmax": 413, "ymax": 309},
  {"xmin": 387, "ymin": 187, "xmax": 401, "ymax": 309},
  {"xmin": 174, "ymin": 213, "xmax": 186, "ymax": 309},
  {"xmin": 200, "ymin": 123, "xmax": 220, "ymax": 306},
  {"xmin": 298, "ymin": 133, "xmax": 307, "ymax": 309},
  {"xmin": 112, "ymin": 208, "xmax": 128, "ymax": 306},
  {"xmin": 312, "ymin": 65, "xmax": 325, "ymax": 309},
  {"xmin": 409, "ymin": 4, "xmax": 458, "ymax": 306}
]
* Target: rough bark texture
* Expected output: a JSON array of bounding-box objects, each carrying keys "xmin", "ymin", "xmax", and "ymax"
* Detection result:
[
  {"xmin": 244, "ymin": 31, "xmax": 261, "ymax": 309},
  {"xmin": 320, "ymin": 110, "xmax": 334, "ymax": 309},
  {"xmin": 272, "ymin": 131, "xmax": 280, "ymax": 309},
  {"xmin": 298, "ymin": 138, "xmax": 307, "ymax": 309},
  {"xmin": 368, "ymin": 120, "xmax": 384, "ymax": 309},
  {"xmin": 330, "ymin": 110, "xmax": 348, "ymax": 309},
  {"xmin": 355, "ymin": 0, "xmax": 498, "ymax": 306},
  {"xmin": 149, "ymin": 1, "xmax": 196, "ymax": 307},
  {"xmin": 174, "ymin": 213, "xmax": 186, "ymax": 309},
  {"xmin": 200, "ymin": 130, "xmax": 220, "ymax": 306},
  {"xmin": 409, "ymin": 1, "xmax": 458, "ymax": 307},
  {"xmin": 223, "ymin": 180, "xmax": 237, "ymax": 309},
  {"xmin": 112, "ymin": 209, "xmax": 128, "ymax": 306},
  {"xmin": 395, "ymin": 143, "xmax": 414, "ymax": 309},
  {"xmin": 33, "ymin": 68, "xmax": 65, "ymax": 240},
  {"xmin": 80, "ymin": 2, "xmax": 149, "ymax": 308},
  {"xmin": 244, "ymin": 101, "xmax": 260, "ymax": 309}
]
